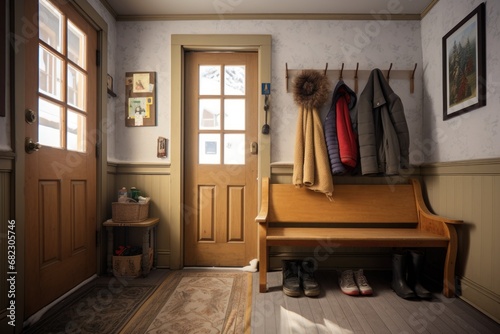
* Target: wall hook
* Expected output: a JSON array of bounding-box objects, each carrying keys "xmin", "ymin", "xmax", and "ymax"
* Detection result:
[
  {"xmin": 410, "ymin": 63, "xmax": 417, "ymax": 94},
  {"xmin": 354, "ymin": 62, "xmax": 359, "ymax": 93},
  {"xmin": 285, "ymin": 63, "xmax": 289, "ymax": 92},
  {"xmin": 387, "ymin": 63, "xmax": 393, "ymax": 82},
  {"xmin": 339, "ymin": 63, "xmax": 344, "ymax": 80},
  {"xmin": 324, "ymin": 63, "xmax": 328, "ymax": 76}
]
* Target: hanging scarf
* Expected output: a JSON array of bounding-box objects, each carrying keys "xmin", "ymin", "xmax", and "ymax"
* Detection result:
[{"xmin": 292, "ymin": 70, "xmax": 333, "ymax": 199}]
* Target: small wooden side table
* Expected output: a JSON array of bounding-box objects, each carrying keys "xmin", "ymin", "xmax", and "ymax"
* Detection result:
[{"xmin": 103, "ymin": 217, "xmax": 159, "ymax": 277}]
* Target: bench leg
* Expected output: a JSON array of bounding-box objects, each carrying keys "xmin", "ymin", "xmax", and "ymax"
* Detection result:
[
  {"xmin": 258, "ymin": 224, "xmax": 268, "ymax": 293},
  {"xmin": 443, "ymin": 225, "xmax": 458, "ymax": 297}
]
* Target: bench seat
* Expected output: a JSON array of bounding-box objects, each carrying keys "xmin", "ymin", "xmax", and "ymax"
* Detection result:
[
  {"xmin": 256, "ymin": 177, "xmax": 462, "ymax": 297},
  {"xmin": 266, "ymin": 227, "xmax": 449, "ymax": 247}
]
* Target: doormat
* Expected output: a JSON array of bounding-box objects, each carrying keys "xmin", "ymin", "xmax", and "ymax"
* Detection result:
[
  {"xmin": 24, "ymin": 282, "xmax": 156, "ymax": 333},
  {"xmin": 120, "ymin": 270, "xmax": 252, "ymax": 334}
]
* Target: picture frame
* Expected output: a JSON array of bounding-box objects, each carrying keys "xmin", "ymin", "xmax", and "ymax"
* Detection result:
[
  {"xmin": 157, "ymin": 137, "xmax": 168, "ymax": 158},
  {"xmin": 442, "ymin": 2, "xmax": 486, "ymax": 120},
  {"xmin": 125, "ymin": 72, "xmax": 156, "ymax": 127},
  {"xmin": 107, "ymin": 74, "xmax": 113, "ymax": 91}
]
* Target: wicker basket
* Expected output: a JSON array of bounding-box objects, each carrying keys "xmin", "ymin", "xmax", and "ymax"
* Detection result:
[
  {"xmin": 112, "ymin": 201, "xmax": 149, "ymax": 222},
  {"xmin": 112, "ymin": 254, "xmax": 142, "ymax": 277}
]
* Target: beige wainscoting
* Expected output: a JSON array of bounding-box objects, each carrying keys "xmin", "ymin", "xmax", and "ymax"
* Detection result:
[
  {"xmin": 421, "ymin": 158, "xmax": 500, "ymax": 323},
  {"xmin": 107, "ymin": 162, "xmax": 172, "ymax": 269},
  {"xmin": 0, "ymin": 153, "xmax": 14, "ymax": 326}
]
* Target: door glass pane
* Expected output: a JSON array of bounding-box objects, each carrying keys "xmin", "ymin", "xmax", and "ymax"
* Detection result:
[
  {"xmin": 39, "ymin": 98, "xmax": 62, "ymax": 148},
  {"xmin": 39, "ymin": 0, "xmax": 63, "ymax": 52},
  {"xmin": 224, "ymin": 99, "xmax": 245, "ymax": 130},
  {"xmin": 67, "ymin": 64, "xmax": 87, "ymax": 111},
  {"xmin": 224, "ymin": 134, "xmax": 245, "ymax": 165},
  {"xmin": 199, "ymin": 65, "xmax": 220, "ymax": 95},
  {"xmin": 67, "ymin": 110, "xmax": 86, "ymax": 152},
  {"xmin": 199, "ymin": 134, "xmax": 220, "ymax": 164},
  {"xmin": 67, "ymin": 20, "xmax": 86, "ymax": 69},
  {"xmin": 224, "ymin": 65, "xmax": 245, "ymax": 95},
  {"xmin": 199, "ymin": 99, "xmax": 221, "ymax": 130},
  {"xmin": 39, "ymin": 46, "xmax": 63, "ymax": 100}
]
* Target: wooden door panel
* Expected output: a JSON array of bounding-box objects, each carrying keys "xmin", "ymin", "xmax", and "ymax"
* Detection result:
[
  {"xmin": 71, "ymin": 180, "xmax": 88, "ymax": 253},
  {"xmin": 39, "ymin": 180, "xmax": 62, "ymax": 266},
  {"xmin": 228, "ymin": 186, "xmax": 245, "ymax": 241},
  {"xmin": 199, "ymin": 185, "xmax": 216, "ymax": 241}
]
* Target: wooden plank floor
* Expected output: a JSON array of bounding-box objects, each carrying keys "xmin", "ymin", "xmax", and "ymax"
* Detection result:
[{"xmin": 250, "ymin": 270, "xmax": 500, "ymax": 334}]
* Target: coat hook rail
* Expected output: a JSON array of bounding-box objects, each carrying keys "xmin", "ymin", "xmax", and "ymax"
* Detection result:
[{"xmin": 285, "ymin": 63, "xmax": 418, "ymax": 94}]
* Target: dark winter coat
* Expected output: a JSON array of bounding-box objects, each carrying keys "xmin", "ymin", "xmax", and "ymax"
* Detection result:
[
  {"xmin": 351, "ymin": 69, "xmax": 409, "ymax": 175},
  {"xmin": 324, "ymin": 80, "xmax": 358, "ymax": 175}
]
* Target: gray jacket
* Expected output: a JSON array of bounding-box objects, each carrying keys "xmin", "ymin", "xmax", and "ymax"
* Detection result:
[{"xmin": 352, "ymin": 69, "xmax": 409, "ymax": 175}]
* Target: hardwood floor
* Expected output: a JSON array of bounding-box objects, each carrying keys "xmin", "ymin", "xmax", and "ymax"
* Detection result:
[
  {"xmin": 250, "ymin": 270, "xmax": 500, "ymax": 334},
  {"xmin": 26, "ymin": 269, "xmax": 499, "ymax": 333}
]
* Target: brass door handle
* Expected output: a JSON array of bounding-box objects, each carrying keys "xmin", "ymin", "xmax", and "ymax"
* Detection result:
[{"xmin": 25, "ymin": 137, "xmax": 42, "ymax": 154}]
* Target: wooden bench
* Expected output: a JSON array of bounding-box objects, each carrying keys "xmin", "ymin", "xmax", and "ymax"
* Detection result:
[{"xmin": 255, "ymin": 177, "xmax": 462, "ymax": 297}]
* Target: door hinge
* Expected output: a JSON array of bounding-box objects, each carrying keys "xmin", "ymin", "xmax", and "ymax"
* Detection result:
[
  {"xmin": 95, "ymin": 143, "xmax": 100, "ymax": 158},
  {"xmin": 96, "ymin": 49, "xmax": 101, "ymax": 66}
]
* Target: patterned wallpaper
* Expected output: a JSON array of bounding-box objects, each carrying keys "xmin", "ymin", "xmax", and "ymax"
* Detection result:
[
  {"xmin": 111, "ymin": 18, "xmax": 422, "ymax": 163},
  {"xmin": 421, "ymin": 0, "xmax": 500, "ymax": 163}
]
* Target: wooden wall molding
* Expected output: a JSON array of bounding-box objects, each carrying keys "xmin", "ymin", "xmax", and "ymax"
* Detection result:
[
  {"xmin": 107, "ymin": 162, "xmax": 171, "ymax": 175},
  {"xmin": 420, "ymin": 158, "xmax": 500, "ymax": 176},
  {"xmin": 0, "ymin": 152, "xmax": 14, "ymax": 172}
]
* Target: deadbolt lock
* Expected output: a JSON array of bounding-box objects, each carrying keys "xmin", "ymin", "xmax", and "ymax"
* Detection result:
[
  {"xmin": 250, "ymin": 142, "xmax": 258, "ymax": 154},
  {"xmin": 25, "ymin": 109, "xmax": 37, "ymax": 124}
]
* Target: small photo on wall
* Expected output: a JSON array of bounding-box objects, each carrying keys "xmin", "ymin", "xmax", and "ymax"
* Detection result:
[{"xmin": 133, "ymin": 73, "xmax": 151, "ymax": 93}]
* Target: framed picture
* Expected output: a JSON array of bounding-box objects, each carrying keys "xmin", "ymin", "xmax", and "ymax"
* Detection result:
[
  {"xmin": 125, "ymin": 72, "xmax": 156, "ymax": 126},
  {"xmin": 157, "ymin": 137, "xmax": 168, "ymax": 158},
  {"xmin": 442, "ymin": 3, "xmax": 486, "ymax": 120},
  {"xmin": 107, "ymin": 74, "xmax": 113, "ymax": 91}
]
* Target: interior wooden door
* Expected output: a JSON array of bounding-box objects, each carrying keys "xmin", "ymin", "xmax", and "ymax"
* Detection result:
[
  {"xmin": 184, "ymin": 52, "xmax": 258, "ymax": 266},
  {"xmin": 24, "ymin": 0, "xmax": 98, "ymax": 316}
]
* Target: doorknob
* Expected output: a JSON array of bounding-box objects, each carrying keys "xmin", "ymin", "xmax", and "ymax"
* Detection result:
[{"xmin": 25, "ymin": 137, "xmax": 42, "ymax": 154}]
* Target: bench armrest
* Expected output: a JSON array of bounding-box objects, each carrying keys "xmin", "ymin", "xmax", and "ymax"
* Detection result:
[
  {"xmin": 410, "ymin": 178, "xmax": 463, "ymax": 235},
  {"xmin": 255, "ymin": 177, "xmax": 270, "ymax": 223}
]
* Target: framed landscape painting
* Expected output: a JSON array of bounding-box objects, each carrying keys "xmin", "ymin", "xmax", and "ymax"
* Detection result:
[{"xmin": 442, "ymin": 3, "xmax": 486, "ymax": 120}]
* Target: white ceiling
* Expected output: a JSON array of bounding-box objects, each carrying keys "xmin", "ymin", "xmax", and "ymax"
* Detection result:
[{"xmin": 102, "ymin": 0, "xmax": 437, "ymax": 19}]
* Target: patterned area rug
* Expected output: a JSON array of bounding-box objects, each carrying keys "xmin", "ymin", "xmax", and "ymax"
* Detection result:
[
  {"xmin": 25, "ymin": 281, "xmax": 156, "ymax": 333},
  {"xmin": 120, "ymin": 270, "xmax": 252, "ymax": 334}
]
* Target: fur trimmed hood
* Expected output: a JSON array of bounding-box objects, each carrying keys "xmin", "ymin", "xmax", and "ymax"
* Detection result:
[{"xmin": 293, "ymin": 70, "xmax": 331, "ymax": 109}]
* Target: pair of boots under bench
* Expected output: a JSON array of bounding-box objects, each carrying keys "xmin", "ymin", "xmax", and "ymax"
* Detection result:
[
  {"xmin": 392, "ymin": 250, "xmax": 432, "ymax": 299},
  {"xmin": 282, "ymin": 260, "xmax": 320, "ymax": 297}
]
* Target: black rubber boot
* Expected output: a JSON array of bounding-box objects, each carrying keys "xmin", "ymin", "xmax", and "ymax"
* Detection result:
[
  {"xmin": 300, "ymin": 260, "xmax": 320, "ymax": 297},
  {"xmin": 282, "ymin": 260, "xmax": 300, "ymax": 297},
  {"xmin": 408, "ymin": 250, "xmax": 433, "ymax": 300},
  {"xmin": 392, "ymin": 252, "xmax": 416, "ymax": 299}
]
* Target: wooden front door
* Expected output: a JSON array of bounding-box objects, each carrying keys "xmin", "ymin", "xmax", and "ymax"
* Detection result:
[
  {"xmin": 24, "ymin": 0, "xmax": 98, "ymax": 316},
  {"xmin": 184, "ymin": 52, "xmax": 258, "ymax": 266}
]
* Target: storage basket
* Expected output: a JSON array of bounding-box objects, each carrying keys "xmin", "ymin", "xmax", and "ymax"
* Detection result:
[
  {"xmin": 112, "ymin": 201, "xmax": 149, "ymax": 222},
  {"xmin": 112, "ymin": 254, "xmax": 142, "ymax": 278},
  {"xmin": 112, "ymin": 248, "xmax": 153, "ymax": 278}
]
